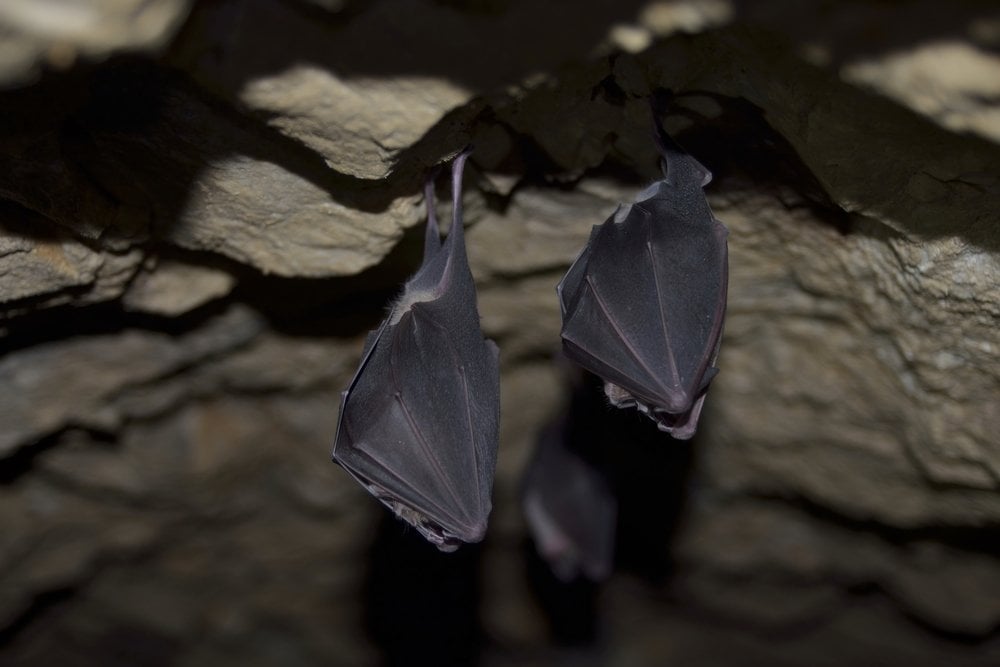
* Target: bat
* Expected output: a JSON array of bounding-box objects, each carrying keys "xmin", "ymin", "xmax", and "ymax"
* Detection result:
[
  {"xmin": 557, "ymin": 102, "xmax": 729, "ymax": 439},
  {"xmin": 332, "ymin": 148, "xmax": 500, "ymax": 552},
  {"xmin": 522, "ymin": 407, "xmax": 617, "ymax": 582}
]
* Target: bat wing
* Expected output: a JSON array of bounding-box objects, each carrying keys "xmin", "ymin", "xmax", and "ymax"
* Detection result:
[
  {"xmin": 558, "ymin": 172, "xmax": 728, "ymax": 439},
  {"xmin": 522, "ymin": 415, "xmax": 617, "ymax": 582},
  {"xmin": 333, "ymin": 150, "xmax": 500, "ymax": 551},
  {"xmin": 556, "ymin": 224, "xmax": 601, "ymax": 318}
]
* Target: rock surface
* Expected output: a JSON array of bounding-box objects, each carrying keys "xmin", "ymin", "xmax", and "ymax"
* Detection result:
[
  {"xmin": 1, "ymin": 1, "xmax": 998, "ymax": 666},
  {"xmin": 0, "ymin": 0, "xmax": 193, "ymax": 87}
]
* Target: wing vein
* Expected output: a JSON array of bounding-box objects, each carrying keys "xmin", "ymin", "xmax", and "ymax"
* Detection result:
[
  {"xmin": 350, "ymin": 445, "xmax": 461, "ymax": 521},
  {"xmin": 459, "ymin": 366, "xmax": 483, "ymax": 524},
  {"xmin": 646, "ymin": 230, "xmax": 681, "ymax": 386},
  {"xmin": 412, "ymin": 307, "xmax": 481, "ymax": 530},
  {"xmin": 389, "ymin": 315, "xmax": 467, "ymax": 516},
  {"xmin": 583, "ymin": 275, "xmax": 673, "ymax": 399}
]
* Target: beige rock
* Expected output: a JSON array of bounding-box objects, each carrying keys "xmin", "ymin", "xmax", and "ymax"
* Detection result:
[
  {"xmin": 0, "ymin": 212, "xmax": 144, "ymax": 307},
  {"xmin": 675, "ymin": 501, "xmax": 1000, "ymax": 636},
  {"xmin": 0, "ymin": 222, "xmax": 104, "ymax": 303},
  {"xmin": 842, "ymin": 41, "xmax": 1000, "ymax": 143},
  {"xmin": 0, "ymin": 306, "xmax": 263, "ymax": 456},
  {"xmin": 703, "ymin": 189, "xmax": 1000, "ymax": 525},
  {"xmin": 0, "ymin": 1, "xmax": 998, "ymax": 665},
  {"xmin": 172, "ymin": 0, "xmax": 482, "ymax": 180},
  {"xmin": 122, "ymin": 258, "xmax": 236, "ymax": 315},
  {"xmin": 171, "ymin": 154, "xmax": 422, "ymax": 276},
  {"xmin": 0, "ymin": 128, "xmax": 127, "ymax": 242},
  {"xmin": 467, "ymin": 185, "xmax": 618, "ymax": 281},
  {"xmin": 0, "ymin": 0, "xmax": 192, "ymax": 87},
  {"xmin": 239, "ymin": 66, "xmax": 473, "ymax": 180},
  {"xmin": 73, "ymin": 77, "xmax": 425, "ymax": 277}
]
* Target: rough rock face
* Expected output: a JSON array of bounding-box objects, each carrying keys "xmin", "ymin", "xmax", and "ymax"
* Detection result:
[{"xmin": 1, "ymin": 1, "xmax": 998, "ymax": 666}]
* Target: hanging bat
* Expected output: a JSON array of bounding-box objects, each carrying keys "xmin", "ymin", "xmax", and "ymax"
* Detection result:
[
  {"xmin": 332, "ymin": 148, "xmax": 500, "ymax": 552},
  {"xmin": 522, "ymin": 408, "xmax": 617, "ymax": 582},
  {"xmin": 557, "ymin": 103, "xmax": 729, "ymax": 439}
]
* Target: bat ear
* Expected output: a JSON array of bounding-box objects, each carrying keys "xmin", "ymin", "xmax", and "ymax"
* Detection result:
[
  {"xmin": 422, "ymin": 166, "xmax": 444, "ymax": 265},
  {"xmin": 444, "ymin": 145, "xmax": 474, "ymax": 248},
  {"xmin": 649, "ymin": 95, "xmax": 713, "ymax": 188},
  {"xmin": 661, "ymin": 154, "xmax": 712, "ymax": 187},
  {"xmin": 401, "ymin": 147, "xmax": 475, "ymax": 299}
]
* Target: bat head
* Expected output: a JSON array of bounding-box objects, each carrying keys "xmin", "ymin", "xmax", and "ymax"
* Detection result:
[
  {"xmin": 387, "ymin": 495, "xmax": 488, "ymax": 552},
  {"xmin": 604, "ymin": 381, "xmax": 707, "ymax": 440}
]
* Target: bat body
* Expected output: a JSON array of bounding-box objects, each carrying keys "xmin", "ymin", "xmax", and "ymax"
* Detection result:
[
  {"xmin": 522, "ymin": 412, "xmax": 617, "ymax": 581},
  {"xmin": 557, "ymin": 112, "xmax": 729, "ymax": 439},
  {"xmin": 333, "ymin": 149, "xmax": 500, "ymax": 552}
]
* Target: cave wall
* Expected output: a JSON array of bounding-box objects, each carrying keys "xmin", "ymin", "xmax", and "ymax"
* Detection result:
[{"xmin": 1, "ymin": 1, "xmax": 999, "ymax": 665}]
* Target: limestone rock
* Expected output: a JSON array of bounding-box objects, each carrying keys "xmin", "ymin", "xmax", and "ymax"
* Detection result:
[
  {"xmin": 703, "ymin": 183, "xmax": 1000, "ymax": 526},
  {"xmin": 0, "ymin": 118, "xmax": 128, "ymax": 242},
  {"xmin": 170, "ymin": 153, "xmax": 422, "ymax": 276},
  {"xmin": 238, "ymin": 66, "xmax": 474, "ymax": 181},
  {"xmin": 122, "ymin": 258, "xmax": 236, "ymax": 316},
  {"xmin": 842, "ymin": 41, "xmax": 1000, "ymax": 143},
  {"xmin": 0, "ymin": 0, "xmax": 192, "ymax": 87},
  {"xmin": 171, "ymin": 0, "xmax": 481, "ymax": 180},
  {"xmin": 0, "ymin": 209, "xmax": 144, "ymax": 309},
  {"xmin": 0, "ymin": 305, "xmax": 263, "ymax": 456},
  {"xmin": 0, "ymin": 217, "xmax": 105, "ymax": 303},
  {"xmin": 171, "ymin": 0, "xmax": 715, "ymax": 181},
  {"xmin": 676, "ymin": 500, "xmax": 1000, "ymax": 637},
  {"xmin": 0, "ymin": 1, "xmax": 999, "ymax": 666},
  {"xmin": 72, "ymin": 68, "xmax": 425, "ymax": 277},
  {"xmin": 466, "ymin": 185, "xmax": 619, "ymax": 281}
]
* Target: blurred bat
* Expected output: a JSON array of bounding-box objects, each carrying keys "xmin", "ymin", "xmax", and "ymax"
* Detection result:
[
  {"xmin": 333, "ymin": 148, "xmax": 500, "ymax": 551},
  {"xmin": 557, "ymin": 102, "xmax": 729, "ymax": 439},
  {"xmin": 523, "ymin": 414, "xmax": 617, "ymax": 581},
  {"xmin": 522, "ymin": 365, "xmax": 617, "ymax": 582}
]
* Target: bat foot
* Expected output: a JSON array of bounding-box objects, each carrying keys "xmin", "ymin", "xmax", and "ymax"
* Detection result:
[{"xmin": 603, "ymin": 381, "xmax": 705, "ymax": 439}]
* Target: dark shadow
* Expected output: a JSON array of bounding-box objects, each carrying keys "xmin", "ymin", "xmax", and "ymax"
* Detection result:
[
  {"xmin": 170, "ymin": 0, "xmax": 1000, "ymax": 108},
  {"xmin": 63, "ymin": 55, "xmax": 416, "ymax": 228},
  {"xmin": 0, "ymin": 51, "xmax": 422, "ymax": 280},
  {"xmin": 171, "ymin": 0, "xmax": 655, "ymax": 92},
  {"xmin": 0, "ymin": 205, "xmax": 428, "ymax": 357},
  {"xmin": 580, "ymin": 372, "xmax": 696, "ymax": 583},
  {"xmin": 545, "ymin": 370, "xmax": 695, "ymax": 582},
  {"xmin": 751, "ymin": 491, "xmax": 1000, "ymax": 559},
  {"xmin": 580, "ymin": 78, "xmax": 999, "ymax": 251},
  {"xmin": 729, "ymin": 0, "xmax": 1000, "ymax": 66},
  {"xmin": 0, "ymin": 587, "xmax": 79, "ymax": 650},
  {"xmin": 656, "ymin": 90, "xmax": 856, "ymax": 234},
  {"xmin": 2, "ymin": 0, "xmax": 996, "ymax": 271},
  {"xmin": 363, "ymin": 508, "xmax": 484, "ymax": 667},
  {"xmin": 521, "ymin": 371, "xmax": 696, "ymax": 644},
  {"xmin": 522, "ymin": 536, "xmax": 601, "ymax": 646},
  {"xmin": 0, "ymin": 427, "xmax": 116, "ymax": 486},
  {"xmin": 1, "ymin": 589, "xmax": 181, "ymax": 667}
]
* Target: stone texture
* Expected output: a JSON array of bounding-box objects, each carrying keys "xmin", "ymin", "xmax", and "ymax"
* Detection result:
[
  {"xmin": 704, "ymin": 188, "xmax": 1000, "ymax": 526},
  {"xmin": 170, "ymin": 153, "xmax": 422, "ymax": 277},
  {"xmin": 0, "ymin": 0, "xmax": 192, "ymax": 87},
  {"xmin": 0, "ymin": 213, "xmax": 106, "ymax": 303},
  {"xmin": 122, "ymin": 257, "xmax": 236, "ymax": 316},
  {"xmin": 842, "ymin": 41, "xmax": 1000, "ymax": 143},
  {"xmin": 0, "ymin": 306, "xmax": 264, "ymax": 456},
  {"xmin": 70, "ymin": 70, "xmax": 426, "ymax": 277},
  {"xmin": 1, "ymin": 0, "xmax": 999, "ymax": 666},
  {"xmin": 675, "ymin": 500, "xmax": 1000, "ymax": 636}
]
